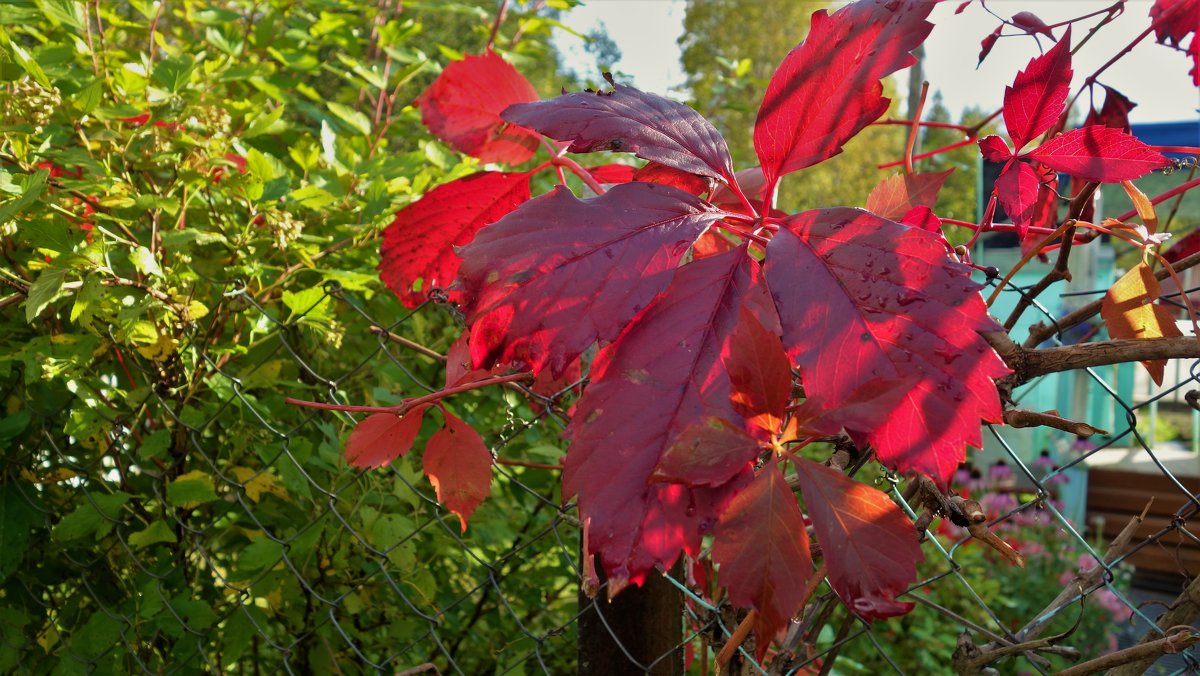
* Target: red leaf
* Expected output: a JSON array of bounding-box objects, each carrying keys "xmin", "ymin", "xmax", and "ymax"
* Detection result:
[
  {"xmin": 865, "ymin": 169, "xmax": 954, "ymax": 220},
  {"xmin": 416, "ymin": 51, "xmax": 540, "ymax": 164},
  {"xmin": 692, "ymin": 230, "xmax": 737, "ymax": 259},
  {"xmin": 632, "ymin": 161, "xmax": 712, "ymax": 195},
  {"xmin": 793, "ymin": 458, "xmax": 921, "ymax": 621},
  {"xmin": 651, "ymin": 417, "xmax": 762, "ymax": 487},
  {"xmin": 712, "ymin": 462, "xmax": 812, "ymax": 659},
  {"xmin": 423, "ymin": 410, "xmax": 493, "ymax": 532},
  {"xmin": 345, "ymin": 407, "xmax": 429, "ymax": 469},
  {"xmin": 955, "ymin": 1, "xmax": 973, "ymax": 14},
  {"xmin": 763, "ymin": 209, "xmax": 1009, "ymax": 486},
  {"xmin": 457, "ymin": 182, "xmax": 724, "ymax": 377},
  {"xmin": 900, "ymin": 205, "xmax": 942, "ymax": 233},
  {"xmin": 994, "ymin": 161, "xmax": 1042, "ymax": 236},
  {"xmin": 529, "ymin": 356, "xmax": 582, "ymax": 399},
  {"xmin": 1084, "ymin": 84, "xmax": 1137, "ymax": 131},
  {"xmin": 586, "ymin": 163, "xmax": 636, "ymax": 185},
  {"xmin": 1003, "ymin": 27, "xmax": 1073, "ymax": 151},
  {"xmin": 1010, "ymin": 11, "xmax": 1055, "ymax": 40},
  {"xmin": 564, "ymin": 247, "xmax": 759, "ymax": 587},
  {"xmin": 726, "ymin": 308, "xmax": 791, "ymax": 436},
  {"xmin": 444, "ymin": 333, "xmax": 501, "ymax": 388},
  {"xmin": 1025, "ymin": 126, "xmax": 1170, "ymax": 182},
  {"xmin": 502, "ymin": 82, "xmax": 735, "ymax": 183},
  {"xmin": 754, "ymin": 1, "xmax": 934, "ymax": 186},
  {"xmin": 979, "ymin": 25, "xmax": 1003, "ymax": 66},
  {"xmin": 978, "ymin": 135, "xmax": 1013, "ymax": 163},
  {"xmin": 380, "ymin": 171, "xmax": 532, "ymax": 308},
  {"xmin": 1150, "ymin": 0, "xmax": 1200, "ymax": 85}
]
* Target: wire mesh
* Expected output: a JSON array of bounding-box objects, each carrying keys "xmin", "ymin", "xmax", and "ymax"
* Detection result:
[{"xmin": 5, "ymin": 269, "xmax": 1200, "ymax": 675}]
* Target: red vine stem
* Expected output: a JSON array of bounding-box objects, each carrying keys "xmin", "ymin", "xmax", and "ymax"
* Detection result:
[
  {"xmin": 485, "ymin": 0, "xmax": 509, "ymax": 52},
  {"xmin": 1153, "ymin": 146, "xmax": 1200, "ymax": 155},
  {"xmin": 904, "ymin": 81, "xmax": 930, "ymax": 174},
  {"xmin": 285, "ymin": 372, "xmax": 532, "ymax": 415},
  {"xmin": 878, "ymin": 137, "xmax": 976, "ymax": 170},
  {"xmin": 552, "ymin": 155, "xmax": 607, "ymax": 195},
  {"xmin": 873, "ymin": 119, "xmax": 971, "ymax": 132}
]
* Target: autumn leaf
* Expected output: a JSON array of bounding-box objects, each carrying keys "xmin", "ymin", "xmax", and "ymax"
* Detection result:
[
  {"xmin": 1101, "ymin": 262, "xmax": 1185, "ymax": 385},
  {"xmin": 726, "ymin": 308, "xmax": 791, "ymax": 437},
  {"xmin": 502, "ymin": 81, "xmax": 736, "ymax": 183},
  {"xmin": 793, "ymin": 458, "xmax": 921, "ymax": 620},
  {"xmin": 457, "ymin": 182, "xmax": 724, "ymax": 377},
  {"xmin": 754, "ymin": 0, "xmax": 934, "ymax": 187},
  {"xmin": 1024, "ymin": 126, "xmax": 1170, "ymax": 182},
  {"xmin": 712, "ymin": 462, "xmax": 812, "ymax": 659},
  {"xmin": 978, "ymin": 135, "xmax": 1013, "ymax": 163},
  {"xmin": 994, "ymin": 161, "xmax": 1042, "ymax": 236},
  {"xmin": 423, "ymin": 409, "xmax": 493, "ymax": 532},
  {"xmin": 865, "ymin": 169, "xmax": 954, "ymax": 220},
  {"xmin": 380, "ymin": 171, "xmax": 532, "ymax": 308},
  {"xmin": 564, "ymin": 247, "xmax": 760, "ymax": 588},
  {"xmin": 1010, "ymin": 11, "xmax": 1056, "ymax": 40},
  {"xmin": 978, "ymin": 25, "xmax": 1002, "ymax": 65},
  {"xmin": 1003, "ymin": 27, "xmax": 1072, "ymax": 151},
  {"xmin": 1149, "ymin": 0, "xmax": 1199, "ymax": 86},
  {"xmin": 1084, "ymin": 84, "xmax": 1137, "ymax": 131},
  {"xmin": 586, "ymin": 163, "xmax": 636, "ymax": 185},
  {"xmin": 632, "ymin": 161, "xmax": 711, "ymax": 195},
  {"xmin": 416, "ymin": 51, "xmax": 540, "ymax": 164},
  {"xmin": 764, "ymin": 208, "xmax": 1009, "ymax": 486},
  {"xmin": 345, "ymin": 407, "xmax": 429, "ymax": 469},
  {"xmin": 650, "ymin": 417, "xmax": 763, "ymax": 487}
]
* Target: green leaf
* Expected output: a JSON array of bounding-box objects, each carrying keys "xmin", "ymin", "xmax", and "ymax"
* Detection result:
[
  {"xmin": 53, "ymin": 491, "xmax": 131, "ymax": 541},
  {"xmin": 244, "ymin": 104, "xmax": 286, "ymax": 138},
  {"xmin": 0, "ymin": 408, "xmax": 30, "ymax": 444},
  {"xmin": 289, "ymin": 184, "xmax": 336, "ymax": 210},
  {"xmin": 0, "ymin": 482, "xmax": 40, "ymax": 582},
  {"xmin": 70, "ymin": 273, "xmax": 103, "ymax": 325},
  {"xmin": 152, "ymin": 54, "xmax": 194, "ymax": 92},
  {"xmin": 34, "ymin": 0, "xmax": 84, "ymax": 30},
  {"xmin": 0, "ymin": 168, "xmax": 49, "ymax": 224},
  {"xmin": 25, "ymin": 265, "xmax": 68, "ymax": 322},
  {"xmin": 138, "ymin": 428, "xmax": 171, "ymax": 461},
  {"xmin": 130, "ymin": 246, "xmax": 163, "ymax": 277},
  {"xmin": 128, "ymin": 520, "xmax": 178, "ymax": 548},
  {"xmin": 281, "ymin": 286, "xmax": 331, "ymax": 320},
  {"xmin": 7, "ymin": 41, "xmax": 51, "ymax": 89},
  {"xmin": 166, "ymin": 470, "xmax": 218, "ymax": 508},
  {"xmin": 327, "ymin": 101, "xmax": 372, "ymax": 136},
  {"xmin": 72, "ymin": 78, "xmax": 102, "ymax": 114},
  {"xmin": 236, "ymin": 537, "xmax": 283, "ymax": 576}
]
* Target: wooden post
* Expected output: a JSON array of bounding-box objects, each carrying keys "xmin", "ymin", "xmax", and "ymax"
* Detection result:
[{"xmin": 578, "ymin": 557, "xmax": 683, "ymax": 675}]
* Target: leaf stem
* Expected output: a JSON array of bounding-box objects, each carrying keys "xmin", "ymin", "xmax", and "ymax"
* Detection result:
[
  {"xmin": 1111, "ymin": 175, "xmax": 1200, "ymax": 224},
  {"xmin": 551, "ymin": 155, "xmax": 607, "ymax": 196},
  {"xmin": 285, "ymin": 372, "xmax": 532, "ymax": 415}
]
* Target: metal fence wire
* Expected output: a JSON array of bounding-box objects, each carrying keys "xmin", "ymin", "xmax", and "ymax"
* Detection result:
[{"xmin": 5, "ymin": 270, "xmax": 1200, "ymax": 675}]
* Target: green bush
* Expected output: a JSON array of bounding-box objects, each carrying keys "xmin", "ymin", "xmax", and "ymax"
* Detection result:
[{"xmin": 0, "ymin": 1, "xmax": 581, "ymax": 672}]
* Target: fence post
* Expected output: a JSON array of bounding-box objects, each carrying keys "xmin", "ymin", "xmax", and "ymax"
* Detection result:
[{"xmin": 578, "ymin": 557, "xmax": 683, "ymax": 675}]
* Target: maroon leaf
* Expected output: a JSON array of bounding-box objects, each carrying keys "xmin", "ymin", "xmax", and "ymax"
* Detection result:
[
  {"xmin": 1010, "ymin": 11, "xmax": 1055, "ymax": 40},
  {"xmin": 763, "ymin": 209, "xmax": 1009, "ymax": 486},
  {"xmin": 726, "ymin": 308, "xmax": 791, "ymax": 437},
  {"xmin": 995, "ymin": 161, "xmax": 1042, "ymax": 236},
  {"xmin": 632, "ymin": 161, "xmax": 712, "ymax": 195},
  {"xmin": 754, "ymin": 0, "xmax": 934, "ymax": 186},
  {"xmin": 457, "ymin": 182, "xmax": 724, "ymax": 377},
  {"xmin": 502, "ymin": 82, "xmax": 736, "ymax": 183},
  {"xmin": 793, "ymin": 458, "xmax": 921, "ymax": 621},
  {"xmin": 423, "ymin": 409, "xmax": 493, "ymax": 532},
  {"xmin": 564, "ymin": 247, "xmax": 759, "ymax": 587},
  {"xmin": 380, "ymin": 171, "xmax": 532, "ymax": 308},
  {"xmin": 416, "ymin": 51, "xmax": 540, "ymax": 164},
  {"xmin": 865, "ymin": 169, "xmax": 954, "ymax": 220},
  {"xmin": 979, "ymin": 25, "xmax": 1003, "ymax": 65},
  {"xmin": 345, "ymin": 407, "xmax": 429, "ymax": 469},
  {"xmin": 586, "ymin": 163, "xmax": 636, "ymax": 185},
  {"xmin": 1084, "ymin": 84, "xmax": 1137, "ymax": 131},
  {"xmin": 444, "ymin": 333, "xmax": 502, "ymax": 388},
  {"xmin": 712, "ymin": 462, "xmax": 812, "ymax": 659},
  {"xmin": 1164, "ymin": 228, "xmax": 1200, "ymax": 263},
  {"xmin": 1150, "ymin": 0, "xmax": 1200, "ymax": 85},
  {"xmin": 529, "ymin": 357, "xmax": 582, "ymax": 399},
  {"xmin": 955, "ymin": 1, "xmax": 973, "ymax": 14},
  {"xmin": 1025, "ymin": 126, "xmax": 1171, "ymax": 182},
  {"xmin": 978, "ymin": 135, "xmax": 1013, "ymax": 163},
  {"xmin": 651, "ymin": 417, "xmax": 763, "ymax": 487},
  {"xmin": 692, "ymin": 230, "xmax": 737, "ymax": 259},
  {"xmin": 1003, "ymin": 27, "xmax": 1073, "ymax": 151}
]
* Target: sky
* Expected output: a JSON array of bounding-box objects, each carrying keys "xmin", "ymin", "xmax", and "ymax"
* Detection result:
[{"xmin": 553, "ymin": 0, "xmax": 1200, "ymax": 125}]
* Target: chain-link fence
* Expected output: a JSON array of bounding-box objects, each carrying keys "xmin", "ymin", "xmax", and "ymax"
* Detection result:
[{"xmin": 5, "ymin": 269, "xmax": 1200, "ymax": 675}]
